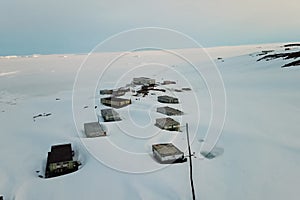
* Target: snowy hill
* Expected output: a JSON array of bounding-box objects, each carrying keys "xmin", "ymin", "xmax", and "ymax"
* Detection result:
[{"xmin": 0, "ymin": 43, "xmax": 299, "ymax": 200}]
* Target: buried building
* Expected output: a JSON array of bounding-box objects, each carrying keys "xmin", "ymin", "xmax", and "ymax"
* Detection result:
[
  {"xmin": 84, "ymin": 122, "xmax": 106, "ymax": 137},
  {"xmin": 155, "ymin": 117, "xmax": 181, "ymax": 131},
  {"xmin": 157, "ymin": 106, "xmax": 183, "ymax": 116},
  {"xmin": 157, "ymin": 95, "xmax": 179, "ymax": 104},
  {"xmin": 152, "ymin": 143, "xmax": 186, "ymax": 164},
  {"xmin": 101, "ymin": 108, "xmax": 121, "ymax": 122},
  {"xmin": 101, "ymin": 97, "xmax": 131, "ymax": 108},
  {"xmin": 45, "ymin": 144, "xmax": 80, "ymax": 178}
]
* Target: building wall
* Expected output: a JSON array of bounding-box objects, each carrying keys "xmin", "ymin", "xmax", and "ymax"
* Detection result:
[
  {"xmin": 133, "ymin": 77, "xmax": 155, "ymax": 85},
  {"xmin": 153, "ymin": 149, "xmax": 183, "ymax": 162},
  {"xmin": 158, "ymin": 96, "xmax": 179, "ymax": 103},
  {"xmin": 101, "ymin": 98, "xmax": 131, "ymax": 108}
]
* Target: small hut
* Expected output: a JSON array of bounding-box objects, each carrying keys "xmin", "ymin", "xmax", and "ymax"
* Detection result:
[
  {"xmin": 84, "ymin": 122, "xmax": 106, "ymax": 137},
  {"xmin": 162, "ymin": 80, "xmax": 176, "ymax": 85},
  {"xmin": 155, "ymin": 117, "xmax": 181, "ymax": 131},
  {"xmin": 100, "ymin": 89, "xmax": 113, "ymax": 95},
  {"xmin": 157, "ymin": 95, "xmax": 179, "ymax": 104},
  {"xmin": 152, "ymin": 143, "xmax": 186, "ymax": 164},
  {"xmin": 101, "ymin": 97, "xmax": 131, "ymax": 108},
  {"xmin": 133, "ymin": 77, "xmax": 155, "ymax": 85},
  {"xmin": 101, "ymin": 108, "xmax": 121, "ymax": 122},
  {"xmin": 157, "ymin": 106, "xmax": 183, "ymax": 116}
]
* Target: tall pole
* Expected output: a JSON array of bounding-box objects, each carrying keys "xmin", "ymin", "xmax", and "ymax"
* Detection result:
[{"xmin": 186, "ymin": 123, "xmax": 196, "ymax": 200}]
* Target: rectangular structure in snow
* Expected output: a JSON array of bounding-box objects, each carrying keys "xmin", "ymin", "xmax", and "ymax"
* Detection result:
[{"xmin": 84, "ymin": 122, "xmax": 106, "ymax": 137}]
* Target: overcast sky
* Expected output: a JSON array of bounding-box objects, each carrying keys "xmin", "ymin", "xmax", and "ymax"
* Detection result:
[{"xmin": 0, "ymin": 0, "xmax": 299, "ymax": 55}]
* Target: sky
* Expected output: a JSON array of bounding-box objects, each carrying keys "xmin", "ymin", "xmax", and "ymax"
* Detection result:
[{"xmin": 0, "ymin": 0, "xmax": 299, "ymax": 55}]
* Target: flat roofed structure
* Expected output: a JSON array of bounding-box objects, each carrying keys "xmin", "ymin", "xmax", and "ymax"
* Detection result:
[
  {"xmin": 133, "ymin": 77, "xmax": 155, "ymax": 85},
  {"xmin": 100, "ymin": 89, "xmax": 113, "ymax": 95},
  {"xmin": 157, "ymin": 95, "xmax": 179, "ymax": 104},
  {"xmin": 157, "ymin": 106, "xmax": 183, "ymax": 116},
  {"xmin": 101, "ymin": 108, "xmax": 121, "ymax": 122},
  {"xmin": 162, "ymin": 80, "xmax": 176, "ymax": 85},
  {"xmin": 152, "ymin": 143, "xmax": 186, "ymax": 164},
  {"xmin": 84, "ymin": 122, "xmax": 106, "ymax": 137},
  {"xmin": 101, "ymin": 97, "xmax": 131, "ymax": 108},
  {"xmin": 155, "ymin": 117, "xmax": 180, "ymax": 131}
]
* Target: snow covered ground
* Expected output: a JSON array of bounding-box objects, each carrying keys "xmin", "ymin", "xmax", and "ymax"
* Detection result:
[{"xmin": 0, "ymin": 43, "xmax": 299, "ymax": 199}]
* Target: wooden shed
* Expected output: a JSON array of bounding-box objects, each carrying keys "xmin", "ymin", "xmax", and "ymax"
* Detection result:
[
  {"xmin": 101, "ymin": 108, "xmax": 121, "ymax": 122},
  {"xmin": 133, "ymin": 77, "xmax": 155, "ymax": 85},
  {"xmin": 155, "ymin": 117, "xmax": 181, "ymax": 131},
  {"xmin": 157, "ymin": 95, "xmax": 179, "ymax": 104},
  {"xmin": 84, "ymin": 122, "xmax": 106, "ymax": 137},
  {"xmin": 45, "ymin": 144, "xmax": 80, "ymax": 178},
  {"xmin": 157, "ymin": 106, "xmax": 183, "ymax": 116},
  {"xmin": 101, "ymin": 97, "xmax": 131, "ymax": 108},
  {"xmin": 152, "ymin": 143, "xmax": 186, "ymax": 164}
]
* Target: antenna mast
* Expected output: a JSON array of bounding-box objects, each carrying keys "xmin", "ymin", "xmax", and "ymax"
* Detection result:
[{"xmin": 186, "ymin": 123, "xmax": 196, "ymax": 200}]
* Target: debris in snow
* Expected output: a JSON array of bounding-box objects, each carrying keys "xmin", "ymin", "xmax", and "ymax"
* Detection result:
[{"xmin": 33, "ymin": 113, "xmax": 52, "ymax": 121}]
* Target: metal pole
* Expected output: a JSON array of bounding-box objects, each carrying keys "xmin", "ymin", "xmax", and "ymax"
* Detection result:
[{"xmin": 186, "ymin": 123, "xmax": 196, "ymax": 200}]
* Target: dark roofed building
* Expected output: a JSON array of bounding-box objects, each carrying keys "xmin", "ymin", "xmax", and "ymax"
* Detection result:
[
  {"xmin": 48, "ymin": 144, "xmax": 73, "ymax": 163},
  {"xmin": 101, "ymin": 97, "xmax": 131, "ymax": 108},
  {"xmin": 100, "ymin": 89, "xmax": 113, "ymax": 95},
  {"xmin": 45, "ymin": 143, "xmax": 80, "ymax": 178},
  {"xmin": 155, "ymin": 117, "xmax": 181, "ymax": 131},
  {"xmin": 157, "ymin": 95, "xmax": 179, "ymax": 104},
  {"xmin": 157, "ymin": 106, "xmax": 183, "ymax": 116},
  {"xmin": 101, "ymin": 108, "xmax": 121, "ymax": 122},
  {"xmin": 152, "ymin": 143, "xmax": 186, "ymax": 164}
]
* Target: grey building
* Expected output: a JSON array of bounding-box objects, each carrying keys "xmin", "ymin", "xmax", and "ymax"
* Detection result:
[
  {"xmin": 100, "ymin": 89, "xmax": 113, "ymax": 95},
  {"xmin": 155, "ymin": 117, "xmax": 180, "ymax": 131},
  {"xmin": 101, "ymin": 108, "xmax": 121, "ymax": 122},
  {"xmin": 133, "ymin": 77, "xmax": 155, "ymax": 85},
  {"xmin": 101, "ymin": 97, "xmax": 131, "ymax": 108},
  {"xmin": 152, "ymin": 143, "xmax": 186, "ymax": 164},
  {"xmin": 157, "ymin": 106, "xmax": 184, "ymax": 116},
  {"xmin": 100, "ymin": 88, "xmax": 130, "ymax": 97},
  {"xmin": 162, "ymin": 80, "xmax": 176, "ymax": 85},
  {"xmin": 157, "ymin": 95, "xmax": 179, "ymax": 104},
  {"xmin": 84, "ymin": 122, "xmax": 106, "ymax": 137}
]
